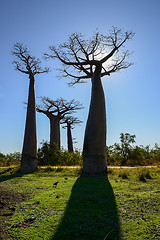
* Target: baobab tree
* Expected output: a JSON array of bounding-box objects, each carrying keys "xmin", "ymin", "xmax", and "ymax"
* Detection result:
[
  {"xmin": 45, "ymin": 27, "xmax": 134, "ymax": 174},
  {"xmin": 61, "ymin": 116, "xmax": 82, "ymax": 152},
  {"xmin": 12, "ymin": 43, "xmax": 50, "ymax": 173},
  {"xmin": 36, "ymin": 97, "xmax": 83, "ymax": 150}
]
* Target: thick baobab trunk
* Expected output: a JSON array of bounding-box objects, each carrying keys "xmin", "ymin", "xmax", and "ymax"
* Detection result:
[
  {"xmin": 67, "ymin": 124, "xmax": 73, "ymax": 152},
  {"xmin": 50, "ymin": 116, "xmax": 60, "ymax": 150},
  {"xmin": 20, "ymin": 73, "xmax": 37, "ymax": 173},
  {"xmin": 83, "ymin": 64, "xmax": 107, "ymax": 174}
]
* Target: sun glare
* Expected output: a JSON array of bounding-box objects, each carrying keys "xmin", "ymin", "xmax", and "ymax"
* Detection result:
[{"xmin": 93, "ymin": 48, "xmax": 114, "ymax": 71}]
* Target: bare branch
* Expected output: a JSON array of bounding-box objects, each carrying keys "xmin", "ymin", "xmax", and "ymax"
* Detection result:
[
  {"xmin": 11, "ymin": 43, "xmax": 50, "ymax": 75},
  {"xmin": 61, "ymin": 115, "xmax": 83, "ymax": 129},
  {"xmin": 45, "ymin": 27, "xmax": 134, "ymax": 84},
  {"xmin": 63, "ymin": 69, "xmax": 90, "ymax": 81},
  {"xmin": 101, "ymin": 50, "xmax": 134, "ymax": 77},
  {"xmin": 12, "ymin": 60, "xmax": 29, "ymax": 74},
  {"xmin": 37, "ymin": 97, "xmax": 84, "ymax": 119}
]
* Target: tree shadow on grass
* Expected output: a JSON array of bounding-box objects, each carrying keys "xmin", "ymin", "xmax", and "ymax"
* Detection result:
[
  {"xmin": 0, "ymin": 168, "xmax": 25, "ymax": 183},
  {"xmin": 51, "ymin": 174, "xmax": 120, "ymax": 240}
]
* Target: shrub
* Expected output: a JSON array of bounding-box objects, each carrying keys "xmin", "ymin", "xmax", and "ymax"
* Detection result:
[
  {"xmin": 138, "ymin": 170, "xmax": 152, "ymax": 182},
  {"xmin": 138, "ymin": 173, "xmax": 147, "ymax": 182},
  {"xmin": 38, "ymin": 141, "xmax": 82, "ymax": 166},
  {"xmin": 44, "ymin": 167, "xmax": 53, "ymax": 172},
  {"xmin": 118, "ymin": 171, "xmax": 129, "ymax": 179},
  {"xmin": 106, "ymin": 139, "xmax": 160, "ymax": 166},
  {"xmin": 0, "ymin": 152, "xmax": 21, "ymax": 167},
  {"xmin": 107, "ymin": 169, "xmax": 114, "ymax": 175},
  {"xmin": 145, "ymin": 171, "xmax": 152, "ymax": 179}
]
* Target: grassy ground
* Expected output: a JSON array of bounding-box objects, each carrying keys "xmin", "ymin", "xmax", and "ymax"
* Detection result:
[{"xmin": 0, "ymin": 166, "xmax": 160, "ymax": 240}]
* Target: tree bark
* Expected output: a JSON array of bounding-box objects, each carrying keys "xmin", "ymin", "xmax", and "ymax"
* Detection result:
[
  {"xmin": 83, "ymin": 64, "xmax": 107, "ymax": 174},
  {"xmin": 67, "ymin": 124, "xmax": 73, "ymax": 152},
  {"xmin": 20, "ymin": 73, "xmax": 37, "ymax": 173},
  {"xmin": 50, "ymin": 116, "xmax": 60, "ymax": 150}
]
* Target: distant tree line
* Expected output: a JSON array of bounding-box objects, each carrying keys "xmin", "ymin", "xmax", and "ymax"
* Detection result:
[
  {"xmin": 106, "ymin": 133, "xmax": 160, "ymax": 166},
  {"xmin": 0, "ymin": 146, "xmax": 82, "ymax": 167},
  {"xmin": 0, "ymin": 152, "xmax": 21, "ymax": 167},
  {"xmin": 1, "ymin": 133, "xmax": 160, "ymax": 167}
]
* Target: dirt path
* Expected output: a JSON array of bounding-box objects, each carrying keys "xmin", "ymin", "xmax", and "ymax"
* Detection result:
[
  {"xmin": 38, "ymin": 165, "xmax": 158, "ymax": 169},
  {"xmin": 0, "ymin": 165, "xmax": 158, "ymax": 170}
]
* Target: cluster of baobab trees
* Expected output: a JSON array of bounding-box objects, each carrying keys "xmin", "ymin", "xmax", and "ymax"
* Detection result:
[
  {"xmin": 12, "ymin": 27, "xmax": 134, "ymax": 174},
  {"xmin": 36, "ymin": 97, "xmax": 83, "ymax": 152}
]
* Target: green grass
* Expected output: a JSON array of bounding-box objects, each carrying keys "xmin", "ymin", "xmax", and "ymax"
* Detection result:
[{"xmin": 0, "ymin": 166, "xmax": 160, "ymax": 239}]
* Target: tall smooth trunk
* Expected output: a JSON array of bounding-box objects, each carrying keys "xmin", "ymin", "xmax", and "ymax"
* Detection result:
[
  {"xmin": 67, "ymin": 125, "xmax": 73, "ymax": 152},
  {"xmin": 50, "ymin": 116, "xmax": 60, "ymax": 150},
  {"xmin": 83, "ymin": 64, "xmax": 107, "ymax": 174},
  {"xmin": 20, "ymin": 73, "xmax": 37, "ymax": 173}
]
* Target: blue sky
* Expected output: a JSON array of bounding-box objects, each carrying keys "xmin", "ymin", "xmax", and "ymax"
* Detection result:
[{"xmin": 0, "ymin": 0, "xmax": 160, "ymax": 154}]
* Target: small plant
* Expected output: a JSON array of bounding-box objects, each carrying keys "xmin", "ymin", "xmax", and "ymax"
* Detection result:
[
  {"xmin": 56, "ymin": 167, "xmax": 63, "ymax": 172},
  {"xmin": 107, "ymin": 169, "xmax": 114, "ymax": 175},
  {"xmin": 44, "ymin": 167, "xmax": 53, "ymax": 172},
  {"xmin": 118, "ymin": 171, "xmax": 129, "ymax": 179},
  {"xmin": 138, "ymin": 169, "xmax": 152, "ymax": 182},
  {"xmin": 139, "ymin": 173, "xmax": 147, "ymax": 182},
  {"xmin": 145, "ymin": 170, "xmax": 152, "ymax": 179}
]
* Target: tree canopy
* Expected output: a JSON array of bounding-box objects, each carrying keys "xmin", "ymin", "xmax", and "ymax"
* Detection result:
[
  {"xmin": 36, "ymin": 97, "xmax": 83, "ymax": 119},
  {"xmin": 61, "ymin": 116, "xmax": 83, "ymax": 129},
  {"xmin": 45, "ymin": 27, "xmax": 134, "ymax": 85},
  {"xmin": 12, "ymin": 43, "xmax": 50, "ymax": 75}
]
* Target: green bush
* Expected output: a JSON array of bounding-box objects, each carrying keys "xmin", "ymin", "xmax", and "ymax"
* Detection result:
[
  {"xmin": 118, "ymin": 171, "xmax": 129, "ymax": 179},
  {"xmin": 137, "ymin": 169, "xmax": 152, "ymax": 182},
  {"xmin": 38, "ymin": 141, "xmax": 82, "ymax": 166},
  {"xmin": 0, "ymin": 152, "xmax": 21, "ymax": 167},
  {"xmin": 106, "ymin": 135, "xmax": 160, "ymax": 166},
  {"xmin": 139, "ymin": 173, "xmax": 146, "ymax": 182}
]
